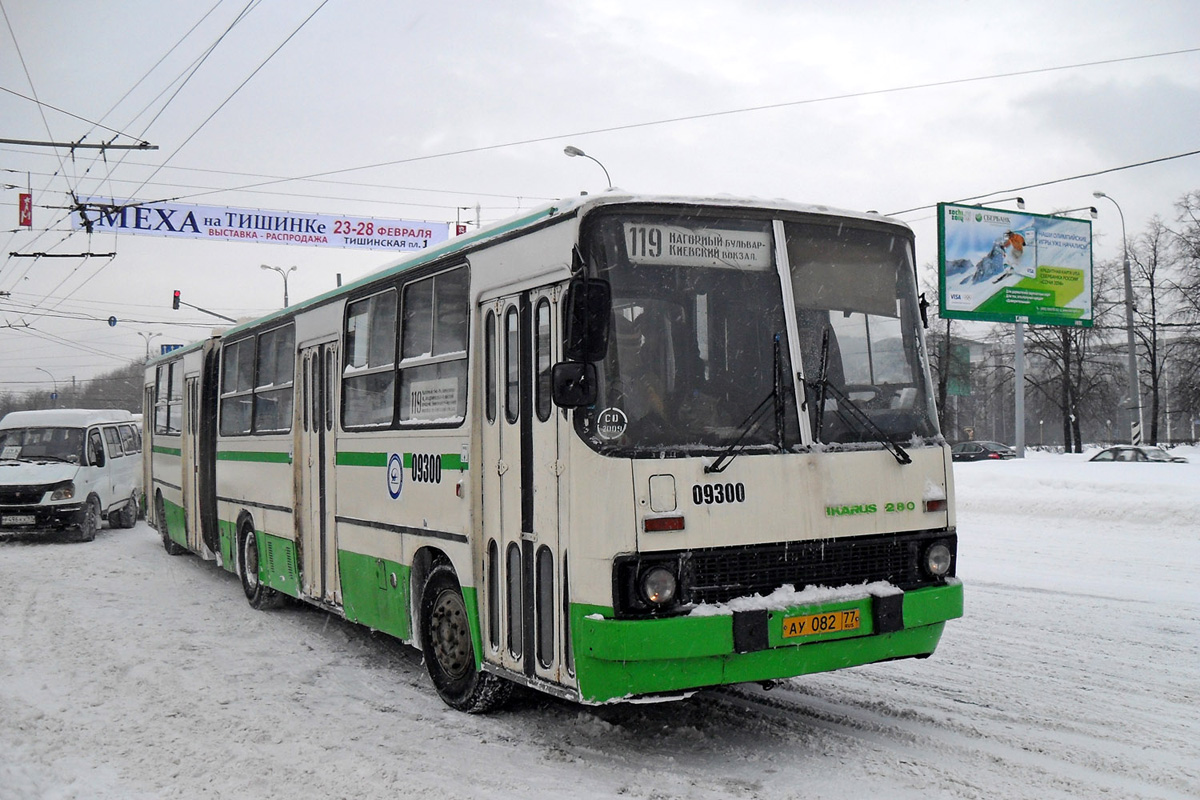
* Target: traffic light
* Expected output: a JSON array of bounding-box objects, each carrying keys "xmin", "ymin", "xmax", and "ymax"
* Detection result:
[{"xmin": 172, "ymin": 290, "xmax": 180, "ymax": 310}]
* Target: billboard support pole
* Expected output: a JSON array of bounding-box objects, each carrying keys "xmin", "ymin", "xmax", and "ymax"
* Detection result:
[{"xmin": 1014, "ymin": 321, "xmax": 1026, "ymax": 458}]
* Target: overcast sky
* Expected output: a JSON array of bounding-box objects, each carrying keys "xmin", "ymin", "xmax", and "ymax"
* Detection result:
[{"xmin": 3, "ymin": 0, "xmax": 1199, "ymax": 391}]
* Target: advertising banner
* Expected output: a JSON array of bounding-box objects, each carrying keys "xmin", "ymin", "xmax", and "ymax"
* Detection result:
[
  {"xmin": 938, "ymin": 203, "xmax": 1093, "ymax": 327},
  {"xmin": 73, "ymin": 198, "xmax": 449, "ymax": 252}
]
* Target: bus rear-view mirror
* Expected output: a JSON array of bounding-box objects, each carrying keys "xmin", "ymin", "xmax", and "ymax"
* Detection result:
[
  {"xmin": 563, "ymin": 279, "xmax": 611, "ymax": 362},
  {"xmin": 551, "ymin": 362, "xmax": 597, "ymax": 408}
]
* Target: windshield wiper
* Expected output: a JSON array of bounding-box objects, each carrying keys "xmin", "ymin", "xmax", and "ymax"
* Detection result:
[
  {"xmin": 705, "ymin": 334, "xmax": 786, "ymax": 474},
  {"xmin": 807, "ymin": 329, "xmax": 911, "ymax": 466}
]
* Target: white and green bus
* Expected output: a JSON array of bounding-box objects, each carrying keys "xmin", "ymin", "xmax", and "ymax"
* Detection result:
[{"xmin": 145, "ymin": 193, "xmax": 962, "ymax": 712}]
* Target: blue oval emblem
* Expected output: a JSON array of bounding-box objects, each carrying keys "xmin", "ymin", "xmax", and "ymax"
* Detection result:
[{"xmin": 387, "ymin": 452, "xmax": 404, "ymax": 499}]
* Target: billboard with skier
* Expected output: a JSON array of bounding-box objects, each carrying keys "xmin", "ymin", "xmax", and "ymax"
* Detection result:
[{"xmin": 937, "ymin": 203, "xmax": 1093, "ymax": 327}]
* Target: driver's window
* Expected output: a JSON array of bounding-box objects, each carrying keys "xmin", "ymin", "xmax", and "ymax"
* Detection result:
[{"xmin": 87, "ymin": 430, "xmax": 105, "ymax": 466}]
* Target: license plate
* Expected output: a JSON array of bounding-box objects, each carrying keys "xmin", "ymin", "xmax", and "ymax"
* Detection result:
[
  {"xmin": 782, "ymin": 608, "xmax": 861, "ymax": 639},
  {"xmin": 2, "ymin": 514, "xmax": 36, "ymax": 526}
]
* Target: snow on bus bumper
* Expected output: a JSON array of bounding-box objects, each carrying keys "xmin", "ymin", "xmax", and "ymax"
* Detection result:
[{"xmin": 573, "ymin": 581, "xmax": 963, "ymax": 703}]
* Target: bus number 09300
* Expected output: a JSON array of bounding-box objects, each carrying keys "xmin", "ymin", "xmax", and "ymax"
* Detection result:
[
  {"xmin": 411, "ymin": 453, "xmax": 442, "ymax": 484},
  {"xmin": 692, "ymin": 482, "xmax": 746, "ymax": 505}
]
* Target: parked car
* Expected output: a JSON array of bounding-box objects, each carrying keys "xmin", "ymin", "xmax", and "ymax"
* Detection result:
[
  {"xmin": 1088, "ymin": 445, "xmax": 1188, "ymax": 463},
  {"xmin": 951, "ymin": 441, "xmax": 1016, "ymax": 462},
  {"xmin": 0, "ymin": 408, "xmax": 143, "ymax": 541}
]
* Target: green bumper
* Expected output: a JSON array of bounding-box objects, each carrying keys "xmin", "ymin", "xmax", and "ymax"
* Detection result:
[{"xmin": 573, "ymin": 581, "xmax": 963, "ymax": 703}]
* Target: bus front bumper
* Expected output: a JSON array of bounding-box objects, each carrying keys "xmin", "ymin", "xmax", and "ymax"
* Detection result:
[{"xmin": 574, "ymin": 581, "xmax": 963, "ymax": 703}]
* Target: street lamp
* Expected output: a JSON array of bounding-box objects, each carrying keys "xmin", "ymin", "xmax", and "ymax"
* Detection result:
[
  {"xmin": 1092, "ymin": 191, "xmax": 1144, "ymax": 444},
  {"xmin": 563, "ymin": 145, "xmax": 612, "ymax": 189},
  {"xmin": 1052, "ymin": 206, "xmax": 1098, "ymax": 219},
  {"xmin": 137, "ymin": 331, "xmax": 161, "ymax": 360},
  {"xmin": 979, "ymin": 196, "xmax": 1025, "ymax": 209},
  {"xmin": 35, "ymin": 366, "xmax": 58, "ymax": 407},
  {"xmin": 261, "ymin": 264, "xmax": 297, "ymax": 308}
]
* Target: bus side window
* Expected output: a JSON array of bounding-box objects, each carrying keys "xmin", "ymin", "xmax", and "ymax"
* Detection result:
[
  {"xmin": 398, "ymin": 266, "xmax": 469, "ymax": 425},
  {"xmin": 220, "ymin": 338, "xmax": 255, "ymax": 436},
  {"xmin": 504, "ymin": 306, "xmax": 519, "ymax": 424},
  {"xmin": 535, "ymin": 299, "xmax": 552, "ymax": 422},
  {"xmin": 487, "ymin": 539, "xmax": 500, "ymax": 649},
  {"xmin": 485, "ymin": 310, "xmax": 497, "ymax": 424},
  {"xmin": 254, "ymin": 324, "xmax": 295, "ymax": 434},
  {"xmin": 506, "ymin": 542, "xmax": 523, "ymax": 657},
  {"xmin": 536, "ymin": 545, "xmax": 554, "ymax": 668},
  {"xmin": 343, "ymin": 289, "xmax": 397, "ymax": 428}
]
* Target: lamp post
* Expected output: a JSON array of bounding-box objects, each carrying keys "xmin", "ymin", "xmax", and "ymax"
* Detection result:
[
  {"xmin": 1092, "ymin": 191, "xmax": 1143, "ymax": 444},
  {"xmin": 980, "ymin": 196, "xmax": 1026, "ymax": 209},
  {"xmin": 35, "ymin": 366, "xmax": 58, "ymax": 407},
  {"xmin": 261, "ymin": 264, "xmax": 297, "ymax": 308},
  {"xmin": 563, "ymin": 145, "xmax": 612, "ymax": 189},
  {"xmin": 137, "ymin": 331, "xmax": 161, "ymax": 360},
  {"xmin": 1052, "ymin": 206, "xmax": 1098, "ymax": 219}
]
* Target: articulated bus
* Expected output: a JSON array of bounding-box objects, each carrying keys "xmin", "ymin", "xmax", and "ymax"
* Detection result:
[{"xmin": 145, "ymin": 193, "xmax": 962, "ymax": 712}]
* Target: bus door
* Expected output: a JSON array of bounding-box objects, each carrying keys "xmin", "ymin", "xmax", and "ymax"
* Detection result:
[
  {"xmin": 297, "ymin": 341, "xmax": 341, "ymax": 606},
  {"xmin": 481, "ymin": 288, "xmax": 568, "ymax": 684},
  {"xmin": 182, "ymin": 376, "xmax": 203, "ymax": 553}
]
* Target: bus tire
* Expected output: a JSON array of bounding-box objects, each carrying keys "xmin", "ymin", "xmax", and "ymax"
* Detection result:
[
  {"xmin": 157, "ymin": 492, "xmax": 186, "ymax": 555},
  {"xmin": 76, "ymin": 495, "xmax": 101, "ymax": 542},
  {"xmin": 240, "ymin": 525, "xmax": 282, "ymax": 610},
  {"xmin": 419, "ymin": 565, "xmax": 512, "ymax": 713}
]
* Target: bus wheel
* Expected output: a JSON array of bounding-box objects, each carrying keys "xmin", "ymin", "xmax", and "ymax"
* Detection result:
[
  {"xmin": 419, "ymin": 565, "xmax": 512, "ymax": 713},
  {"xmin": 157, "ymin": 492, "xmax": 185, "ymax": 555},
  {"xmin": 240, "ymin": 526, "xmax": 282, "ymax": 610},
  {"xmin": 76, "ymin": 495, "xmax": 101, "ymax": 542}
]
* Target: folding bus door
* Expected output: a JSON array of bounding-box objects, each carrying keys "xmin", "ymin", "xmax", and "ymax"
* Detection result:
[
  {"xmin": 297, "ymin": 341, "xmax": 341, "ymax": 605},
  {"xmin": 480, "ymin": 287, "xmax": 568, "ymax": 685},
  {"xmin": 182, "ymin": 376, "xmax": 203, "ymax": 553}
]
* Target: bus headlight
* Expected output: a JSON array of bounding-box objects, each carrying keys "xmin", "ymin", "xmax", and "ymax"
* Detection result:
[
  {"xmin": 49, "ymin": 481, "xmax": 76, "ymax": 502},
  {"xmin": 923, "ymin": 542, "xmax": 952, "ymax": 578},
  {"xmin": 640, "ymin": 566, "xmax": 678, "ymax": 606}
]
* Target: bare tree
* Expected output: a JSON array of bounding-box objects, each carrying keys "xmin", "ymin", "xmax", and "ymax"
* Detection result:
[
  {"xmin": 1127, "ymin": 217, "xmax": 1179, "ymax": 444},
  {"xmin": 1168, "ymin": 191, "xmax": 1200, "ymax": 439}
]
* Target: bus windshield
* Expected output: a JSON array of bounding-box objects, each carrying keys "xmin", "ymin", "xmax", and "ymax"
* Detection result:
[
  {"xmin": 576, "ymin": 209, "xmax": 937, "ymax": 456},
  {"xmin": 785, "ymin": 221, "xmax": 938, "ymax": 445},
  {"xmin": 578, "ymin": 212, "xmax": 799, "ymax": 455}
]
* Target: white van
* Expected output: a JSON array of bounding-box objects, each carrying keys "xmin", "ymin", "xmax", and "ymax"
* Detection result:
[{"xmin": 0, "ymin": 408, "xmax": 143, "ymax": 541}]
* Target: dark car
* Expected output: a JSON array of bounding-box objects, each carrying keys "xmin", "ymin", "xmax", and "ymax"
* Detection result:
[
  {"xmin": 1088, "ymin": 445, "xmax": 1188, "ymax": 463},
  {"xmin": 951, "ymin": 441, "xmax": 1016, "ymax": 462}
]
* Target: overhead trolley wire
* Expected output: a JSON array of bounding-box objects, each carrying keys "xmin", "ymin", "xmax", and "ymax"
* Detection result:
[
  {"xmin": 126, "ymin": 0, "xmax": 331, "ymax": 200},
  {"xmin": 44, "ymin": 0, "xmax": 330, "ymax": 319},
  {"xmin": 144, "ymin": 46, "xmax": 1200, "ymax": 204},
  {"xmin": 887, "ymin": 148, "xmax": 1200, "ymax": 217}
]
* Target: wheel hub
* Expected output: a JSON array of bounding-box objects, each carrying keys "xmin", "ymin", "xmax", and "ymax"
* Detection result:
[{"xmin": 430, "ymin": 591, "xmax": 471, "ymax": 679}]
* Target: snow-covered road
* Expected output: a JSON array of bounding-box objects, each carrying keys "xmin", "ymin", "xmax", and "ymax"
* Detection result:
[{"xmin": 3, "ymin": 450, "xmax": 1198, "ymax": 799}]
